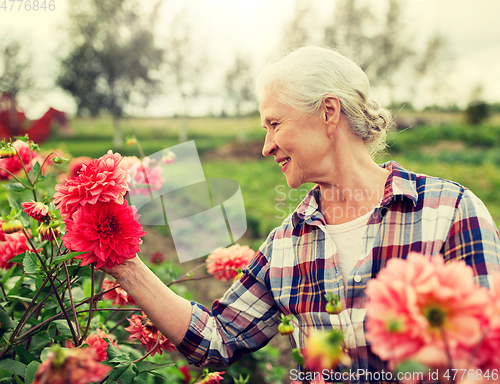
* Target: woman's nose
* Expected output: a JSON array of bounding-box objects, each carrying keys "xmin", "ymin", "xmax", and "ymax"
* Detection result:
[{"xmin": 262, "ymin": 131, "xmax": 277, "ymax": 157}]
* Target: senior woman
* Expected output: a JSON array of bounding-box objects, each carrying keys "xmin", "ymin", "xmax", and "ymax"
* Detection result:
[{"xmin": 105, "ymin": 46, "xmax": 500, "ymax": 383}]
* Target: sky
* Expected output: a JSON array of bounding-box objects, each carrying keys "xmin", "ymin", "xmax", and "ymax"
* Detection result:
[{"xmin": 0, "ymin": 0, "xmax": 499, "ymax": 117}]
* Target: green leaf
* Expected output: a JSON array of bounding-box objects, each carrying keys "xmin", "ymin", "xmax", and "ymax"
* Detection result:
[
  {"xmin": 53, "ymin": 319, "xmax": 77, "ymax": 337},
  {"xmin": 1, "ymin": 264, "xmax": 17, "ymax": 284},
  {"xmin": 40, "ymin": 347, "xmax": 51, "ymax": 362},
  {"xmin": 31, "ymin": 162, "xmax": 41, "ymax": 180},
  {"xmin": 7, "ymin": 195, "xmax": 20, "ymax": 212},
  {"xmin": 108, "ymin": 362, "xmax": 137, "ymax": 384},
  {"xmin": 0, "ymin": 359, "xmax": 26, "ymax": 378},
  {"xmin": 23, "ymin": 253, "xmax": 39, "ymax": 274},
  {"xmin": 0, "ymin": 304, "xmax": 14, "ymax": 330},
  {"xmin": 137, "ymin": 361, "xmax": 175, "ymax": 374},
  {"xmin": 132, "ymin": 379, "xmax": 148, "ymax": 384},
  {"xmin": 3, "ymin": 183, "xmax": 28, "ymax": 192},
  {"xmin": 9, "ymin": 252, "xmax": 27, "ymax": 264},
  {"xmin": 13, "ymin": 347, "xmax": 39, "ymax": 365},
  {"xmin": 51, "ymin": 252, "xmax": 89, "ymax": 266},
  {"xmin": 24, "ymin": 361, "xmax": 40, "ymax": 384},
  {"xmin": 107, "ymin": 342, "xmax": 131, "ymax": 364},
  {"xmin": 7, "ymin": 276, "xmax": 24, "ymax": 296}
]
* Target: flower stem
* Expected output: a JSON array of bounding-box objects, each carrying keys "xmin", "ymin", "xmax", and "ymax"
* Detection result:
[
  {"xmin": 79, "ymin": 264, "xmax": 95, "ymax": 344},
  {"xmin": 22, "ymin": 229, "xmax": 78, "ymax": 346},
  {"xmin": 289, "ymin": 318, "xmax": 309, "ymax": 338},
  {"xmin": 166, "ymin": 269, "xmax": 239, "ymax": 287},
  {"xmin": 0, "ymin": 166, "xmax": 32, "ymax": 188},
  {"xmin": 33, "ymin": 152, "xmax": 57, "ymax": 184},
  {"xmin": 0, "ymin": 275, "xmax": 50, "ymax": 360},
  {"xmin": 440, "ymin": 327, "xmax": 455, "ymax": 384},
  {"xmin": 132, "ymin": 332, "xmax": 162, "ymax": 364},
  {"xmin": 63, "ymin": 261, "xmax": 81, "ymax": 341}
]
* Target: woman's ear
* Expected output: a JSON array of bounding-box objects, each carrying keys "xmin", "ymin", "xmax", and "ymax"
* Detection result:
[{"xmin": 323, "ymin": 95, "xmax": 341, "ymax": 137}]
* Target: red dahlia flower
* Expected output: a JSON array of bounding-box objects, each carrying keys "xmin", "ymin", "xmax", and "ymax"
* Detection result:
[
  {"xmin": 21, "ymin": 201, "xmax": 49, "ymax": 222},
  {"xmin": 124, "ymin": 312, "xmax": 176, "ymax": 356},
  {"xmin": 0, "ymin": 231, "xmax": 29, "ymax": 270},
  {"xmin": 206, "ymin": 244, "xmax": 255, "ymax": 282},
  {"xmin": 53, "ymin": 150, "xmax": 130, "ymax": 218},
  {"xmin": 33, "ymin": 346, "xmax": 111, "ymax": 384},
  {"xmin": 0, "ymin": 140, "xmax": 35, "ymax": 180},
  {"xmin": 149, "ymin": 251, "xmax": 165, "ymax": 264},
  {"xmin": 102, "ymin": 278, "xmax": 136, "ymax": 307},
  {"xmin": 62, "ymin": 200, "xmax": 146, "ymax": 269}
]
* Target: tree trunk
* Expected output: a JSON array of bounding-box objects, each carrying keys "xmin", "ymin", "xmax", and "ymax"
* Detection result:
[
  {"xmin": 178, "ymin": 116, "xmax": 188, "ymax": 143},
  {"xmin": 113, "ymin": 116, "xmax": 123, "ymax": 149}
]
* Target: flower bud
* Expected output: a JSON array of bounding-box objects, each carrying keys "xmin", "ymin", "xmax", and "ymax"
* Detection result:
[
  {"xmin": 161, "ymin": 150, "xmax": 176, "ymax": 164},
  {"xmin": 0, "ymin": 145, "xmax": 16, "ymax": 158},
  {"xmin": 52, "ymin": 156, "xmax": 64, "ymax": 164},
  {"xmin": 126, "ymin": 136, "xmax": 137, "ymax": 146},
  {"xmin": 39, "ymin": 222, "xmax": 60, "ymax": 241},
  {"xmin": 2, "ymin": 219, "xmax": 23, "ymax": 234}
]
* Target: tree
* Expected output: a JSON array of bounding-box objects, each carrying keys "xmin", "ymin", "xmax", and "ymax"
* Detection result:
[
  {"xmin": 163, "ymin": 8, "xmax": 206, "ymax": 143},
  {"xmin": 323, "ymin": 0, "xmax": 377, "ymax": 67},
  {"xmin": 57, "ymin": 0, "xmax": 165, "ymax": 148},
  {"xmin": 224, "ymin": 53, "xmax": 255, "ymax": 141},
  {"xmin": 0, "ymin": 40, "xmax": 34, "ymax": 97},
  {"xmin": 280, "ymin": 0, "xmax": 314, "ymax": 48},
  {"xmin": 323, "ymin": 0, "xmax": 450, "ymax": 105},
  {"xmin": 224, "ymin": 54, "xmax": 255, "ymax": 117}
]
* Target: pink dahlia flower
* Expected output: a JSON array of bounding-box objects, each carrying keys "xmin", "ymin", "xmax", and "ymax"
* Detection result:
[
  {"xmin": 120, "ymin": 155, "xmax": 140, "ymax": 170},
  {"xmin": 0, "ymin": 231, "xmax": 29, "ymax": 269},
  {"xmin": 206, "ymin": 244, "xmax": 255, "ymax": 282},
  {"xmin": 33, "ymin": 346, "xmax": 111, "ymax": 384},
  {"xmin": 365, "ymin": 252, "xmax": 491, "ymax": 365},
  {"xmin": 102, "ymin": 278, "xmax": 136, "ymax": 307},
  {"xmin": 53, "ymin": 150, "xmax": 130, "ymax": 218},
  {"xmin": 62, "ymin": 200, "xmax": 146, "ymax": 269},
  {"xmin": 124, "ymin": 312, "xmax": 176, "ymax": 356},
  {"xmin": 128, "ymin": 158, "xmax": 165, "ymax": 196},
  {"xmin": 0, "ymin": 140, "xmax": 35, "ymax": 180},
  {"xmin": 66, "ymin": 156, "xmax": 92, "ymax": 179},
  {"xmin": 473, "ymin": 273, "xmax": 500, "ymax": 371},
  {"xmin": 21, "ymin": 201, "xmax": 49, "ymax": 222}
]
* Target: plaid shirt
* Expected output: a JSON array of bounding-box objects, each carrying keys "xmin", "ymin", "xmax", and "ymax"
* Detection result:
[{"xmin": 177, "ymin": 161, "xmax": 500, "ymax": 383}]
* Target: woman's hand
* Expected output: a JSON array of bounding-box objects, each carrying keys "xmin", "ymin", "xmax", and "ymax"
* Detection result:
[{"xmin": 99, "ymin": 255, "xmax": 192, "ymax": 346}]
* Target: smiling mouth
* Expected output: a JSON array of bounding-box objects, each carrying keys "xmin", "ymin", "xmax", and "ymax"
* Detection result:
[{"xmin": 279, "ymin": 158, "xmax": 291, "ymax": 167}]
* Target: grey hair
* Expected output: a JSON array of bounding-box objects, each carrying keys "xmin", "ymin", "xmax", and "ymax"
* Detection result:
[{"xmin": 255, "ymin": 46, "xmax": 392, "ymax": 157}]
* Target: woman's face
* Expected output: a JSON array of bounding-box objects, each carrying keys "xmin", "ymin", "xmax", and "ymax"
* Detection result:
[{"xmin": 259, "ymin": 91, "xmax": 332, "ymax": 189}]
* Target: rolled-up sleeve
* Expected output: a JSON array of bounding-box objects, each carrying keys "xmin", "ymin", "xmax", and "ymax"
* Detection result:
[{"xmin": 176, "ymin": 240, "xmax": 280, "ymax": 367}]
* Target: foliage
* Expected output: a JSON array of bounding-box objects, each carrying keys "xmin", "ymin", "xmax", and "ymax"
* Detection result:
[
  {"xmin": 58, "ymin": 0, "xmax": 164, "ymax": 119},
  {"xmin": 465, "ymin": 101, "xmax": 490, "ymax": 126},
  {"xmin": 0, "ymin": 137, "xmax": 245, "ymax": 383},
  {"xmin": 0, "ymin": 39, "xmax": 34, "ymax": 96}
]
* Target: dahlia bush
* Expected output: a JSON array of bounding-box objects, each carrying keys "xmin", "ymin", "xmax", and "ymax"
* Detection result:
[{"xmin": 0, "ymin": 136, "xmax": 243, "ymax": 384}]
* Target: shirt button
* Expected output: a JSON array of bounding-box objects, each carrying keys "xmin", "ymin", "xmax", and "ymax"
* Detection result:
[{"xmin": 354, "ymin": 275, "xmax": 361, "ymax": 283}]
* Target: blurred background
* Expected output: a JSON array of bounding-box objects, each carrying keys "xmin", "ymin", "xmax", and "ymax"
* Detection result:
[{"xmin": 1, "ymin": 1, "xmax": 500, "ymax": 381}]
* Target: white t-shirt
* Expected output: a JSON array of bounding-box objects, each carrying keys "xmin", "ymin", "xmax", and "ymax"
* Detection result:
[{"xmin": 326, "ymin": 210, "xmax": 373, "ymax": 292}]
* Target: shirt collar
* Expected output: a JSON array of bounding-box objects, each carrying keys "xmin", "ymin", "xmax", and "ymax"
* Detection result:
[{"xmin": 291, "ymin": 161, "xmax": 418, "ymax": 228}]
